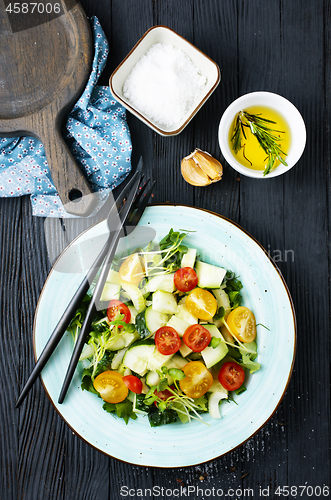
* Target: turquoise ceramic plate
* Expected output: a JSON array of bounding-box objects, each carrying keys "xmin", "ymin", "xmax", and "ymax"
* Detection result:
[{"xmin": 34, "ymin": 205, "xmax": 296, "ymax": 467}]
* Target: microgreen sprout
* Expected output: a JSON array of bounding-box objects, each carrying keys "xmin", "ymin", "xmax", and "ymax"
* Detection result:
[
  {"xmin": 141, "ymin": 367, "xmax": 210, "ymax": 425},
  {"xmin": 256, "ymin": 323, "xmax": 270, "ymax": 331},
  {"xmin": 137, "ymin": 229, "xmax": 190, "ymax": 277},
  {"xmin": 87, "ymin": 312, "xmax": 132, "ymax": 379},
  {"xmin": 67, "ymin": 297, "xmax": 89, "ymax": 343}
]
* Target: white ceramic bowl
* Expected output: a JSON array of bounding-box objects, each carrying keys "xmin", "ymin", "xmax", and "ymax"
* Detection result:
[
  {"xmin": 109, "ymin": 26, "xmax": 220, "ymax": 136},
  {"xmin": 218, "ymin": 91, "xmax": 306, "ymax": 178}
]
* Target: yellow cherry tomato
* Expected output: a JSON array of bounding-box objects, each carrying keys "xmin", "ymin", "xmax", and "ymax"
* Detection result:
[
  {"xmin": 226, "ymin": 306, "xmax": 256, "ymax": 343},
  {"xmin": 179, "ymin": 361, "xmax": 213, "ymax": 398},
  {"xmin": 185, "ymin": 288, "xmax": 217, "ymax": 320},
  {"xmin": 93, "ymin": 370, "xmax": 128, "ymax": 404},
  {"xmin": 119, "ymin": 253, "xmax": 145, "ymax": 284}
]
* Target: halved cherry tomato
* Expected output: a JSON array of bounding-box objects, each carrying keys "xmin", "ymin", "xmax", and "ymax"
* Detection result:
[
  {"xmin": 218, "ymin": 361, "xmax": 245, "ymax": 391},
  {"xmin": 119, "ymin": 253, "xmax": 145, "ymax": 284},
  {"xmin": 174, "ymin": 267, "xmax": 198, "ymax": 292},
  {"xmin": 123, "ymin": 375, "xmax": 143, "ymax": 394},
  {"xmin": 154, "ymin": 326, "xmax": 181, "ymax": 355},
  {"xmin": 107, "ymin": 299, "xmax": 131, "ymax": 325},
  {"xmin": 183, "ymin": 324, "xmax": 211, "ymax": 352},
  {"xmin": 93, "ymin": 370, "xmax": 128, "ymax": 403},
  {"xmin": 226, "ymin": 306, "xmax": 256, "ymax": 343},
  {"xmin": 153, "ymin": 387, "xmax": 174, "ymax": 407},
  {"xmin": 154, "ymin": 387, "xmax": 173, "ymax": 401},
  {"xmin": 179, "ymin": 361, "xmax": 213, "ymax": 398},
  {"xmin": 185, "ymin": 288, "xmax": 217, "ymax": 321}
]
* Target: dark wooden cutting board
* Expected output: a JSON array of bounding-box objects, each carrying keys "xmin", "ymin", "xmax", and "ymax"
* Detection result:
[{"xmin": 0, "ymin": 0, "xmax": 95, "ymax": 216}]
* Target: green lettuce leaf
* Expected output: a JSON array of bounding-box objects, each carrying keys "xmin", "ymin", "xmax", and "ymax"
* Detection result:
[
  {"xmin": 135, "ymin": 310, "xmax": 150, "ymax": 339},
  {"xmin": 103, "ymin": 399, "xmax": 137, "ymax": 424},
  {"xmin": 147, "ymin": 405, "xmax": 177, "ymax": 427},
  {"xmin": 240, "ymin": 354, "xmax": 261, "ymax": 373},
  {"xmin": 81, "ymin": 367, "xmax": 99, "ymax": 395}
]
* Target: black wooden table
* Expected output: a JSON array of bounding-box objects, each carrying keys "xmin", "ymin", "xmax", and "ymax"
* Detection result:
[{"xmin": 1, "ymin": 1, "xmax": 330, "ymax": 499}]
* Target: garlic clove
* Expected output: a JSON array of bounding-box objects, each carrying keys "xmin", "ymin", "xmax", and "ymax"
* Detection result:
[
  {"xmin": 181, "ymin": 156, "xmax": 212, "ymax": 186},
  {"xmin": 193, "ymin": 149, "xmax": 223, "ymax": 182},
  {"xmin": 181, "ymin": 149, "xmax": 223, "ymax": 186}
]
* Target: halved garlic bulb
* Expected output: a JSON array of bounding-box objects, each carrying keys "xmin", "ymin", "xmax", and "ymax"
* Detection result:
[{"xmin": 181, "ymin": 149, "xmax": 223, "ymax": 186}]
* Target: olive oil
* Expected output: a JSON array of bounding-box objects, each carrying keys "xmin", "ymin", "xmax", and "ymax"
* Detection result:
[{"xmin": 229, "ymin": 106, "xmax": 291, "ymax": 172}]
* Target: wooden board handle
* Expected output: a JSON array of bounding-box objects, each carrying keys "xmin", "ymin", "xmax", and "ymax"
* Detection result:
[
  {"xmin": 37, "ymin": 115, "xmax": 97, "ymax": 217},
  {"xmin": 0, "ymin": 1, "xmax": 96, "ymax": 216}
]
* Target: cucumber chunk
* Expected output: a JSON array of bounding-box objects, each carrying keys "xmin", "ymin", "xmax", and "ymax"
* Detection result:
[
  {"xmin": 179, "ymin": 340, "xmax": 192, "ymax": 358},
  {"xmin": 120, "ymin": 281, "xmax": 145, "ymax": 312},
  {"xmin": 106, "ymin": 269, "xmax": 120, "ymax": 284},
  {"xmin": 111, "ymin": 348, "xmax": 128, "ymax": 370},
  {"xmin": 122, "ymin": 340, "xmax": 155, "ymax": 376},
  {"xmin": 117, "ymin": 362, "xmax": 127, "ymax": 375},
  {"xmin": 103, "ymin": 331, "xmax": 139, "ymax": 352},
  {"xmin": 145, "ymin": 354, "xmax": 187, "ymax": 387},
  {"xmin": 170, "ymin": 354, "xmax": 189, "ymax": 368},
  {"xmin": 145, "ymin": 370, "xmax": 161, "ymax": 387},
  {"xmin": 106, "ymin": 336, "xmax": 126, "ymax": 351},
  {"xmin": 152, "ymin": 290, "xmax": 178, "ymax": 315},
  {"xmin": 201, "ymin": 324, "xmax": 228, "ymax": 368},
  {"xmin": 176, "ymin": 304, "xmax": 199, "ymax": 325},
  {"xmin": 166, "ymin": 315, "xmax": 190, "ymax": 337},
  {"xmin": 145, "ymin": 274, "xmax": 175, "ymax": 293},
  {"xmin": 79, "ymin": 343, "xmax": 94, "ymax": 361},
  {"xmin": 181, "ymin": 248, "xmax": 197, "ymax": 268},
  {"xmin": 195, "ymin": 260, "xmax": 227, "ymax": 289},
  {"xmin": 165, "ymin": 354, "xmax": 188, "ymax": 371},
  {"xmin": 208, "ymin": 379, "xmax": 229, "ymax": 394},
  {"xmin": 212, "ymin": 289, "xmax": 231, "ymax": 320},
  {"xmin": 208, "ymin": 390, "xmax": 228, "ymax": 419},
  {"xmin": 146, "ymin": 369, "xmax": 174, "ymax": 387},
  {"xmin": 147, "ymin": 348, "xmax": 174, "ymax": 372},
  {"xmin": 122, "ymin": 331, "xmax": 140, "ymax": 347},
  {"xmin": 100, "ymin": 283, "xmax": 121, "ymax": 302},
  {"xmin": 128, "ymin": 305, "xmax": 138, "ymax": 324},
  {"xmin": 220, "ymin": 324, "xmax": 235, "ymax": 344},
  {"xmin": 145, "ymin": 306, "xmax": 169, "ymax": 334}
]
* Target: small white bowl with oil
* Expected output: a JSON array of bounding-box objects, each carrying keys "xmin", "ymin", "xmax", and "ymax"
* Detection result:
[{"xmin": 218, "ymin": 91, "xmax": 306, "ymax": 178}]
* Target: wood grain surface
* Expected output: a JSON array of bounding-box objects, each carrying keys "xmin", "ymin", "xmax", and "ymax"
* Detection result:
[{"xmin": 0, "ymin": 0, "xmax": 330, "ymax": 499}]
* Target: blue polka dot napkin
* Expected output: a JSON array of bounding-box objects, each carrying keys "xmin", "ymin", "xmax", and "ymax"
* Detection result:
[{"xmin": 0, "ymin": 17, "xmax": 132, "ymax": 217}]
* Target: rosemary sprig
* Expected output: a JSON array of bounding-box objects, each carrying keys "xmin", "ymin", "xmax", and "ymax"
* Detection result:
[{"xmin": 231, "ymin": 111, "xmax": 288, "ymax": 176}]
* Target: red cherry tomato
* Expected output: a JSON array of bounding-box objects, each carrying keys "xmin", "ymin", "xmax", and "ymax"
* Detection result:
[
  {"xmin": 107, "ymin": 299, "xmax": 131, "ymax": 325},
  {"xmin": 183, "ymin": 324, "xmax": 211, "ymax": 352},
  {"xmin": 154, "ymin": 387, "xmax": 173, "ymax": 401},
  {"xmin": 154, "ymin": 326, "xmax": 181, "ymax": 355},
  {"xmin": 122, "ymin": 375, "xmax": 143, "ymax": 394},
  {"xmin": 174, "ymin": 267, "xmax": 198, "ymax": 292},
  {"xmin": 153, "ymin": 387, "xmax": 174, "ymax": 406},
  {"xmin": 218, "ymin": 361, "xmax": 245, "ymax": 391}
]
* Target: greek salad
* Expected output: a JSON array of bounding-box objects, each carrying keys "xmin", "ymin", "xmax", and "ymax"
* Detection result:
[{"xmin": 68, "ymin": 229, "xmax": 260, "ymax": 427}]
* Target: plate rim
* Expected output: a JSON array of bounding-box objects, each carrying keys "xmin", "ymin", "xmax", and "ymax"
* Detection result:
[{"xmin": 33, "ymin": 203, "xmax": 297, "ymax": 467}]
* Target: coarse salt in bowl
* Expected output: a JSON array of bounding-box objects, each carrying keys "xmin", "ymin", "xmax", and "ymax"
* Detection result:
[
  {"xmin": 218, "ymin": 91, "xmax": 306, "ymax": 178},
  {"xmin": 109, "ymin": 26, "xmax": 221, "ymax": 136}
]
